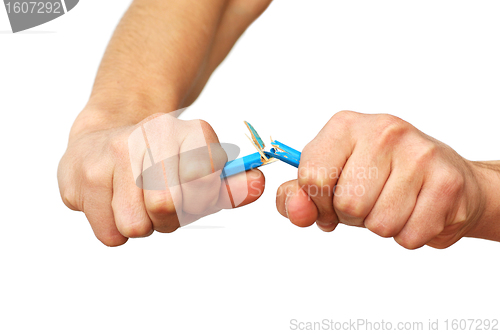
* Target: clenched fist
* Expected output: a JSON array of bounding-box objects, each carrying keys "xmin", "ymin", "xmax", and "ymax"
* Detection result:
[
  {"xmin": 58, "ymin": 111, "xmax": 265, "ymax": 246},
  {"xmin": 277, "ymin": 110, "xmax": 499, "ymax": 249}
]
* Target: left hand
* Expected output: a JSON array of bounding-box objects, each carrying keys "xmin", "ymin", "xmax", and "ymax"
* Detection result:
[{"xmin": 276, "ymin": 110, "xmax": 486, "ymax": 249}]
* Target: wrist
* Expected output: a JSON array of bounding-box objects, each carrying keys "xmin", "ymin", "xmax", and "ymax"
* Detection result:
[
  {"xmin": 465, "ymin": 161, "xmax": 500, "ymax": 241},
  {"xmin": 69, "ymin": 93, "xmax": 182, "ymax": 141}
]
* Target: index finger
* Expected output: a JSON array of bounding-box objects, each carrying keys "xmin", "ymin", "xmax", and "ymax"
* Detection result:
[{"xmin": 296, "ymin": 111, "xmax": 357, "ymax": 228}]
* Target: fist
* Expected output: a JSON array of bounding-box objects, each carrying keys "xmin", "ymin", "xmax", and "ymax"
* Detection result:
[
  {"xmin": 58, "ymin": 112, "xmax": 265, "ymax": 246},
  {"xmin": 276, "ymin": 110, "xmax": 485, "ymax": 249}
]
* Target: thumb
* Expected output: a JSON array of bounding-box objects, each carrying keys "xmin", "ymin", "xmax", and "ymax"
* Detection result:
[
  {"xmin": 276, "ymin": 179, "xmax": 318, "ymax": 227},
  {"xmin": 217, "ymin": 168, "xmax": 265, "ymax": 209}
]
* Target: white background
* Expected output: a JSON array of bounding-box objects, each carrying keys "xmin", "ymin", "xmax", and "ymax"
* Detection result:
[{"xmin": 1, "ymin": 1, "xmax": 499, "ymax": 333}]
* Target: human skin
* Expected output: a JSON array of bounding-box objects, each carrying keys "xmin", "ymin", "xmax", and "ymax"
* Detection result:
[
  {"xmin": 58, "ymin": 0, "xmax": 273, "ymax": 246},
  {"xmin": 59, "ymin": 0, "xmax": 500, "ymax": 249},
  {"xmin": 276, "ymin": 111, "xmax": 500, "ymax": 249}
]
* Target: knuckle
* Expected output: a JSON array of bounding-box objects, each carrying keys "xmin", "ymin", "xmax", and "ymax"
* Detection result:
[
  {"xmin": 395, "ymin": 234, "xmax": 423, "ymax": 250},
  {"xmin": 147, "ymin": 191, "xmax": 177, "ymax": 216},
  {"xmin": 97, "ymin": 233, "xmax": 127, "ymax": 247},
  {"xmin": 156, "ymin": 224, "xmax": 179, "ymax": 234},
  {"xmin": 197, "ymin": 118, "xmax": 210, "ymax": 128},
  {"xmin": 211, "ymin": 144, "xmax": 229, "ymax": 169},
  {"xmin": 334, "ymin": 196, "xmax": 366, "ymax": 219},
  {"xmin": 414, "ymin": 141, "xmax": 438, "ymax": 166},
  {"xmin": 118, "ymin": 221, "xmax": 151, "ymax": 238},
  {"xmin": 82, "ymin": 163, "xmax": 105, "ymax": 186},
  {"xmin": 194, "ymin": 119, "xmax": 215, "ymax": 135},
  {"xmin": 436, "ymin": 168, "xmax": 464, "ymax": 198},
  {"xmin": 428, "ymin": 243, "xmax": 448, "ymax": 250},
  {"xmin": 58, "ymin": 175, "xmax": 78, "ymax": 210},
  {"xmin": 60, "ymin": 190, "xmax": 78, "ymax": 211},
  {"xmin": 374, "ymin": 114, "xmax": 411, "ymax": 146},
  {"xmin": 299, "ymin": 142, "xmax": 317, "ymax": 160},
  {"xmin": 330, "ymin": 110, "xmax": 357, "ymax": 126},
  {"xmin": 109, "ymin": 134, "xmax": 127, "ymax": 156},
  {"xmin": 427, "ymin": 236, "xmax": 454, "ymax": 249},
  {"xmin": 111, "ymin": 201, "xmax": 153, "ymax": 238},
  {"xmin": 181, "ymin": 159, "xmax": 215, "ymax": 184},
  {"xmin": 364, "ymin": 218, "xmax": 398, "ymax": 238},
  {"xmin": 298, "ymin": 164, "xmax": 330, "ymax": 193},
  {"xmin": 187, "ymin": 119, "xmax": 220, "ymax": 147},
  {"xmin": 431, "ymin": 223, "xmax": 445, "ymax": 238}
]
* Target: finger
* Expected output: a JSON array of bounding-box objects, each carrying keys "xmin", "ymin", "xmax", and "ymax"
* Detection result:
[
  {"xmin": 333, "ymin": 144, "xmax": 391, "ymax": 227},
  {"xmin": 276, "ymin": 180, "xmax": 318, "ymax": 228},
  {"xmin": 317, "ymin": 220, "xmax": 338, "ymax": 232},
  {"xmin": 393, "ymin": 182, "xmax": 445, "ymax": 249},
  {"xmin": 363, "ymin": 167, "xmax": 423, "ymax": 238},
  {"xmin": 144, "ymin": 185, "xmax": 181, "ymax": 233},
  {"xmin": 112, "ymin": 155, "xmax": 154, "ymax": 238},
  {"xmin": 393, "ymin": 192, "xmax": 444, "ymax": 249},
  {"xmin": 143, "ymin": 149, "xmax": 182, "ymax": 233},
  {"xmin": 83, "ymin": 186, "xmax": 128, "ymax": 247},
  {"xmin": 161, "ymin": 168, "xmax": 265, "ymax": 225},
  {"xmin": 139, "ymin": 114, "xmax": 183, "ymax": 232},
  {"xmin": 218, "ymin": 168, "xmax": 265, "ymax": 209},
  {"xmin": 333, "ymin": 113, "xmax": 416, "ymax": 228},
  {"xmin": 179, "ymin": 120, "xmax": 226, "ymax": 215},
  {"xmin": 394, "ymin": 166, "xmax": 467, "ymax": 249},
  {"xmin": 297, "ymin": 111, "xmax": 356, "ymax": 227},
  {"xmin": 179, "ymin": 147, "xmax": 222, "ymax": 214}
]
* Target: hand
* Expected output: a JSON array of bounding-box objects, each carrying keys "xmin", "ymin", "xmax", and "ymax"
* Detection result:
[
  {"xmin": 276, "ymin": 110, "xmax": 488, "ymax": 249},
  {"xmin": 58, "ymin": 111, "xmax": 265, "ymax": 246}
]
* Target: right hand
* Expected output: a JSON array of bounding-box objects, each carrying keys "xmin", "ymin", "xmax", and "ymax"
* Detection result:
[{"xmin": 58, "ymin": 111, "xmax": 265, "ymax": 246}]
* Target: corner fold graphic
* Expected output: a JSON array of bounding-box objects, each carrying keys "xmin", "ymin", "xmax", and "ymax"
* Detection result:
[{"xmin": 64, "ymin": 0, "xmax": 78, "ymax": 12}]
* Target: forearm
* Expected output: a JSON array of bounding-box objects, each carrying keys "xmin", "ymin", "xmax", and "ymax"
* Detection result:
[
  {"xmin": 74, "ymin": 0, "xmax": 229, "ymax": 135},
  {"xmin": 467, "ymin": 161, "xmax": 500, "ymax": 242}
]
